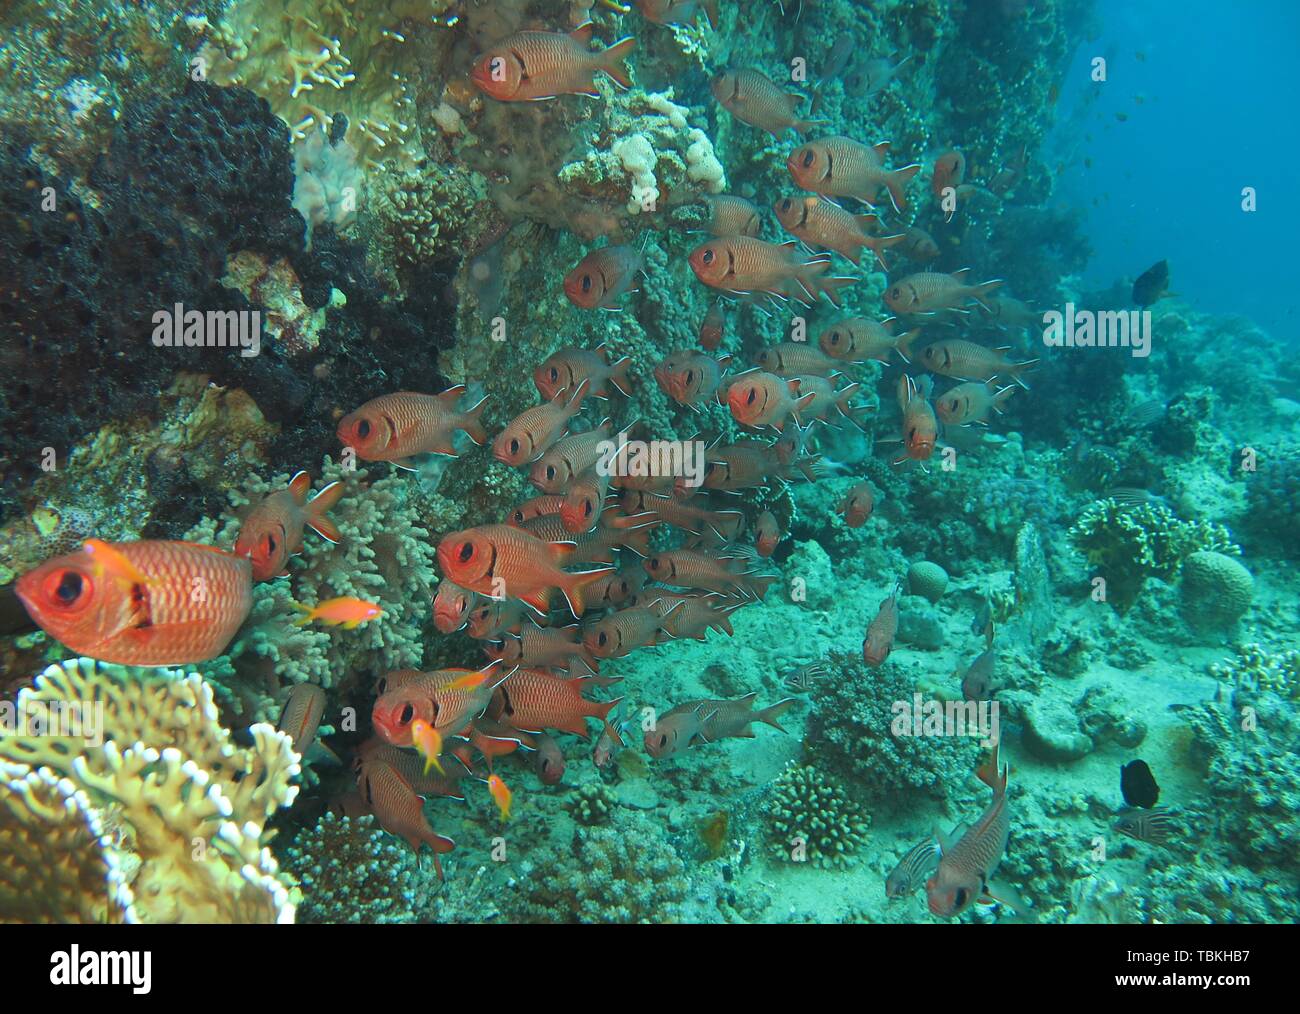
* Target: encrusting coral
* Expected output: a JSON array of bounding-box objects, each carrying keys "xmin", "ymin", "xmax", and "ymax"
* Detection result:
[{"xmin": 0, "ymin": 658, "xmax": 300, "ymax": 923}]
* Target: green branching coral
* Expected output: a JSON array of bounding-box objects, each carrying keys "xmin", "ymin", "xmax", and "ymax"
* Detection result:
[
  {"xmin": 766, "ymin": 764, "xmax": 870, "ymax": 869},
  {"xmin": 566, "ymin": 781, "xmax": 616, "ymax": 826},
  {"xmin": 804, "ymin": 652, "xmax": 981, "ymax": 809},
  {"xmin": 1069, "ymin": 497, "xmax": 1240, "ymax": 612},
  {"xmin": 282, "ymin": 812, "xmax": 425, "ymax": 924}
]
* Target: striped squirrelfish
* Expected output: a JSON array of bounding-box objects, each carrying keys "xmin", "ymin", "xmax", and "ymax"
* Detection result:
[
  {"xmin": 489, "ymin": 666, "xmax": 622, "ymax": 740},
  {"xmin": 689, "ymin": 237, "xmax": 855, "ymax": 307},
  {"xmin": 818, "ymin": 316, "xmax": 920, "ymax": 364},
  {"xmin": 534, "ymin": 344, "xmax": 632, "ymax": 401},
  {"xmin": 836, "ymin": 481, "xmax": 875, "ymax": 528},
  {"xmin": 563, "ymin": 245, "xmax": 644, "ymax": 310},
  {"xmin": 919, "ymin": 339, "xmax": 1038, "ymax": 390},
  {"xmin": 863, "ymin": 580, "xmax": 902, "ymax": 666},
  {"xmin": 1113, "ymin": 806, "xmax": 1178, "ymax": 844},
  {"xmin": 754, "ymin": 510, "xmax": 782, "ymax": 557},
  {"xmin": 337, "ymin": 386, "xmax": 488, "ymax": 466},
  {"xmin": 935, "ymin": 381, "xmax": 1017, "ymax": 426},
  {"xmin": 355, "ymin": 756, "xmax": 455, "ymax": 878},
  {"xmin": 699, "ymin": 298, "xmax": 726, "ymax": 351},
  {"xmin": 787, "ymin": 136, "xmax": 921, "ymax": 213},
  {"xmin": 699, "ymin": 194, "xmax": 762, "ymax": 238},
  {"xmin": 645, "ymin": 692, "xmax": 794, "ymax": 759},
  {"xmin": 436, "ymin": 522, "xmax": 614, "ymax": 616},
  {"xmin": 433, "ymin": 578, "xmax": 480, "ymax": 633},
  {"xmin": 727, "ymin": 370, "xmax": 817, "ymax": 431},
  {"xmin": 493, "ymin": 378, "xmax": 590, "ymax": 466},
  {"xmin": 654, "ymin": 349, "xmax": 733, "ymax": 408},
  {"xmin": 711, "ymin": 67, "xmax": 821, "ymax": 139},
  {"xmin": 896, "ymin": 374, "xmax": 938, "ymax": 465},
  {"xmin": 583, "ymin": 604, "xmax": 678, "ymax": 658},
  {"xmin": 926, "ymin": 741, "xmax": 1016, "ymax": 918},
  {"xmin": 636, "ymin": 0, "xmax": 719, "ymax": 29},
  {"xmin": 16, "ymin": 538, "xmax": 252, "ymax": 666},
  {"xmin": 355, "ymin": 737, "xmax": 465, "ymax": 800},
  {"xmin": 774, "ymin": 195, "xmax": 904, "ymax": 270},
  {"xmin": 234, "ymin": 470, "xmax": 344, "ymax": 581},
  {"xmin": 885, "ymin": 837, "xmax": 943, "ymax": 900},
  {"xmin": 884, "ymin": 269, "xmax": 1004, "ymax": 316},
  {"xmin": 277, "ymin": 683, "xmax": 327, "ymax": 756},
  {"xmin": 470, "ymin": 23, "xmax": 635, "ymax": 102},
  {"xmin": 371, "ymin": 664, "xmax": 513, "ymax": 745},
  {"xmin": 754, "ymin": 341, "xmax": 842, "ymax": 378}
]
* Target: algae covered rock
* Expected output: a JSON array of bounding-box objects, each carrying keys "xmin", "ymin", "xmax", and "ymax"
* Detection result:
[
  {"xmin": 897, "ymin": 595, "xmax": 946, "ymax": 650},
  {"xmin": 1020, "ymin": 696, "xmax": 1094, "ymax": 763},
  {"xmin": 1179, "ymin": 551, "xmax": 1253, "ymax": 633}
]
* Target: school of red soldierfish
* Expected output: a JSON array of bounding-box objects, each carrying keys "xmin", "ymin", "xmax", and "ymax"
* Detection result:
[{"xmin": 12, "ymin": 5, "xmax": 1041, "ymax": 915}]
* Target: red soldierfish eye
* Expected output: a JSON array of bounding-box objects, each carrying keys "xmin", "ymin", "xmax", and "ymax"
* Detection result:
[
  {"xmin": 42, "ymin": 568, "xmax": 92, "ymax": 611},
  {"xmin": 458, "ymin": 542, "xmax": 474, "ymax": 563}
]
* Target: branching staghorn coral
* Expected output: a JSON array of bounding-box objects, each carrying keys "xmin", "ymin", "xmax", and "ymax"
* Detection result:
[{"xmin": 0, "ymin": 658, "xmax": 299, "ymax": 923}]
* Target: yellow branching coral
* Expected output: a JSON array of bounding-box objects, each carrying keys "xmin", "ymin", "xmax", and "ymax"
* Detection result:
[{"xmin": 0, "ymin": 658, "xmax": 300, "ymax": 923}]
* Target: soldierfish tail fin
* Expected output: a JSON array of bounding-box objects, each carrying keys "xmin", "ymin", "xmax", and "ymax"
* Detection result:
[
  {"xmin": 288, "ymin": 470, "xmax": 312, "ymax": 505},
  {"xmin": 991, "ymin": 384, "xmax": 1018, "ymax": 413},
  {"xmin": 971, "ymin": 278, "xmax": 1005, "ymax": 311},
  {"xmin": 791, "ymin": 117, "xmax": 830, "ymax": 137},
  {"xmin": 1008, "ymin": 358, "xmax": 1038, "ymax": 390},
  {"xmin": 459, "ymin": 394, "xmax": 490, "ymax": 446},
  {"xmin": 607, "ymin": 356, "xmax": 633, "ymax": 396},
  {"xmin": 894, "ymin": 327, "xmax": 921, "ymax": 363},
  {"xmin": 561, "ymin": 566, "xmax": 616, "ymax": 618},
  {"xmin": 598, "ymin": 36, "xmax": 637, "ymax": 90},
  {"xmin": 886, "ymin": 164, "xmax": 922, "ymax": 214},
  {"xmin": 757, "ymin": 697, "xmax": 797, "ymax": 733},
  {"xmin": 975, "ymin": 739, "xmax": 1008, "ymax": 796},
  {"xmin": 813, "ymin": 274, "xmax": 857, "ymax": 308},
  {"xmin": 305, "ymin": 480, "xmax": 346, "ymax": 543}
]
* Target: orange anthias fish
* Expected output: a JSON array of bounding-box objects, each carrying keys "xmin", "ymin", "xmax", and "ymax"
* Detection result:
[
  {"xmin": 234, "ymin": 471, "xmax": 344, "ymax": 582},
  {"xmin": 16, "ymin": 539, "xmax": 253, "ymax": 666},
  {"xmin": 534, "ymin": 344, "xmax": 632, "ymax": 401},
  {"xmin": 410, "ymin": 717, "xmax": 446, "ymax": 776},
  {"xmin": 372, "ymin": 665, "xmax": 512, "ymax": 745},
  {"xmin": 818, "ymin": 316, "xmax": 920, "ymax": 364},
  {"xmin": 563, "ymin": 245, "xmax": 644, "ymax": 310},
  {"xmin": 636, "ymin": 0, "xmax": 719, "ymax": 29},
  {"xmin": 863, "ymin": 580, "xmax": 901, "ymax": 666},
  {"xmin": 436, "ymin": 523, "xmax": 613, "ymax": 616},
  {"xmin": 699, "ymin": 194, "xmax": 762, "ymax": 238},
  {"xmin": 787, "ymin": 136, "xmax": 921, "ymax": 213},
  {"xmin": 919, "ymin": 339, "xmax": 1038, "ymax": 390},
  {"xmin": 935, "ymin": 381, "xmax": 1017, "ymax": 426},
  {"xmin": 487, "ymin": 774, "xmax": 513, "ymax": 821},
  {"xmin": 896, "ymin": 374, "xmax": 939, "ymax": 465},
  {"xmin": 293, "ymin": 596, "xmax": 383, "ymax": 629},
  {"xmin": 489, "ymin": 666, "xmax": 621, "ymax": 740},
  {"xmin": 688, "ymin": 237, "xmax": 855, "ymax": 307},
  {"xmin": 470, "ymin": 23, "xmax": 635, "ymax": 102},
  {"xmin": 644, "ymin": 693, "xmax": 794, "ymax": 759},
  {"xmin": 774, "ymin": 195, "xmax": 904, "ymax": 270},
  {"xmin": 712, "ymin": 67, "xmax": 821, "ymax": 139},
  {"xmin": 727, "ymin": 371, "xmax": 816, "ymax": 431},
  {"xmin": 836, "ymin": 481, "xmax": 875, "ymax": 528},
  {"xmin": 337, "ymin": 386, "xmax": 488, "ymax": 467},
  {"xmin": 927, "ymin": 741, "xmax": 1019, "ymax": 918},
  {"xmin": 884, "ymin": 269, "xmax": 1004, "ymax": 316},
  {"xmin": 654, "ymin": 349, "xmax": 732, "ymax": 407},
  {"xmin": 493, "ymin": 379, "xmax": 590, "ymax": 466}
]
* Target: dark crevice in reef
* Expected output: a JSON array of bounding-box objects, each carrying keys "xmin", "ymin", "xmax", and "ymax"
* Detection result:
[{"xmin": 0, "ymin": 81, "xmax": 457, "ymax": 530}]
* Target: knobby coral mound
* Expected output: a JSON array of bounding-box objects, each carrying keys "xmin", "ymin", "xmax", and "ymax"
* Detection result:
[
  {"xmin": 0, "ymin": 658, "xmax": 300, "ymax": 923},
  {"xmin": 766, "ymin": 763, "xmax": 870, "ymax": 869}
]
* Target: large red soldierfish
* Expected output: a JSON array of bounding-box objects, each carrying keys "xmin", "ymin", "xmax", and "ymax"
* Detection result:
[
  {"xmin": 488, "ymin": 666, "xmax": 622, "ymax": 740},
  {"xmin": 884, "ymin": 269, "xmax": 1004, "ymax": 316},
  {"xmin": 563, "ymin": 245, "xmax": 644, "ymax": 310},
  {"xmin": 493, "ymin": 379, "xmax": 590, "ymax": 466},
  {"xmin": 337, "ymin": 387, "xmax": 488, "ymax": 467},
  {"xmin": 354, "ymin": 755, "xmax": 455, "ymax": 879},
  {"xmin": 896, "ymin": 374, "xmax": 939, "ymax": 465},
  {"xmin": 534, "ymin": 345, "xmax": 632, "ymax": 401},
  {"xmin": 711, "ymin": 68, "xmax": 821, "ymax": 139},
  {"xmin": 774, "ymin": 195, "xmax": 904, "ymax": 270},
  {"xmin": 919, "ymin": 339, "xmax": 1037, "ymax": 390},
  {"xmin": 372, "ymin": 665, "xmax": 513, "ymax": 745},
  {"xmin": 727, "ymin": 370, "xmax": 817, "ymax": 431},
  {"xmin": 935, "ymin": 381, "xmax": 1018, "ymax": 426},
  {"xmin": 863, "ymin": 580, "xmax": 901, "ymax": 666},
  {"xmin": 644, "ymin": 693, "xmax": 794, "ymax": 759},
  {"xmin": 234, "ymin": 472, "xmax": 344, "ymax": 583},
  {"xmin": 689, "ymin": 236, "xmax": 855, "ymax": 307},
  {"xmin": 787, "ymin": 136, "xmax": 921, "ymax": 213},
  {"xmin": 437, "ymin": 523, "xmax": 613, "ymax": 616},
  {"xmin": 16, "ymin": 539, "xmax": 253, "ymax": 666},
  {"xmin": 470, "ymin": 23, "xmax": 635, "ymax": 101}
]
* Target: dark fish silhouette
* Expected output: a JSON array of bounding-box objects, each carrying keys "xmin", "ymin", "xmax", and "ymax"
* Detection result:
[
  {"xmin": 1120, "ymin": 758, "xmax": 1160, "ymax": 808},
  {"xmin": 1132, "ymin": 259, "xmax": 1172, "ymax": 307}
]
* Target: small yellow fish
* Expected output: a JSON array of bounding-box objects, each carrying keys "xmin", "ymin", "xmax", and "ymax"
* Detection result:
[
  {"xmin": 445, "ymin": 670, "xmax": 491, "ymax": 692},
  {"xmin": 293, "ymin": 596, "xmax": 384, "ymax": 629},
  {"xmin": 488, "ymin": 774, "xmax": 513, "ymax": 822},
  {"xmin": 411, "ymin": 718, "xmax": 446, "ymax": 776}
]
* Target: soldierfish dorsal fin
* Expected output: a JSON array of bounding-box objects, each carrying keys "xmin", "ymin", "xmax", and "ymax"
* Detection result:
[{"xmin": 287, "ymin": 470, "xmax": 312, "ymax": 505}]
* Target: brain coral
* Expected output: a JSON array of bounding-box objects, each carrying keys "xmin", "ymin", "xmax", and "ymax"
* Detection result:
[{"xmin": 1179, "ymin": 550, "xmax": 1253, "ymax": 633}]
